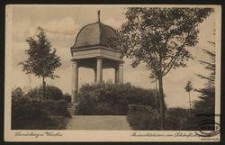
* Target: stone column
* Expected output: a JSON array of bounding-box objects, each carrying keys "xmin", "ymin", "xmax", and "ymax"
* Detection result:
[
  {"xmin": 118, "ymin": 62, "xmax": 124, "ymax": 83},
  {"xmin": 115, "ymin": 66, "xmax": 119, "ymax": 83},
  {"xmin": 96, "ymin": 57, "xmax": 103, "ymax": 83},
  {"xmin": 71, "ymin": 60, "xmax": 79, "ymax": 103},
  {"xmin": 94, "ymin": 68, "xmax": 97, "ymax": 83}
]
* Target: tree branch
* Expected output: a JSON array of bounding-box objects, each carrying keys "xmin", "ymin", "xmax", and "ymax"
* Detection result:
[
  {"xmin": 162, "ymin": 29, "xmax": 193, "ymax": 77},
  {"xmin": 136, "ymin": 15, "xmax": 159, "ymax": 74}
]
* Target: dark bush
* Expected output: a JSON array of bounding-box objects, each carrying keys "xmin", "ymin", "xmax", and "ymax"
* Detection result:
[
  {"xmin": 63, "ymin": 93, "xmax": 72, "ymax": 103},
  {"xmin": 11, "ymin": 87, "xmax": 70, "ymax": 129},
  {"xmin": 76, "ymin": 82, "xmax": 158, "ymax": 115},
  {"xmin": 26, "ymin": 85, "xmax": 63, "ymax": 100},
  {"xmin": 12, "ymin": 96, "xmax": 52, "ymax": 129},
  {"xmin": 41, "ymin": 100, "xmax": 71, "ymax": 117},
  {"xmin": 127, "ymin": 105, "xmax": 161, "ymax": 130},
  {"xmin": 127, "ymin": 105, "xmax": 195, "ymax": 130},
  {"xmin": 165, "ymin": 108, "xmax": 195, "ymax": 130},
  {"xmin": 12, "ymin": 87, "xmax": 24, "ymax": 99}
]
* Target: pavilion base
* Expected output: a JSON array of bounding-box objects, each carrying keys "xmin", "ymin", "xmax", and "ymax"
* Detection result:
[{"xmin": 67, "ymin": 103, "xmax": 78, "ymax": 116}]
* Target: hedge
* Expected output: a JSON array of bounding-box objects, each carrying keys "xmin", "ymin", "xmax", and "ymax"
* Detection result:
[
  {"xmin": 127, "ymin": 105, "xmax": 196, "ymax": 130},
  {"xmin": 41, "ymin": 100, "xmax": 71, "ymax": 117},
  {"xmin": 11, "ymin": 87, "xmax": 71, "ymax": 130},
  {"xmin": 26, "ymin": 85, "xmax": 64, "ymax": 100},
  {"xmin": 75, "ymin": 82, "xmax": 158, "ymax": 115},
  {"xmin": 127, "ymin": 105, "xmax": 161, "ymax": 130}
]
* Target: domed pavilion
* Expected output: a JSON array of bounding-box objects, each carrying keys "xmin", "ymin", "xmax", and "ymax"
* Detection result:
[{"xmin": 70, "ymin": 11, "xmax": 124, "ymax": 103}]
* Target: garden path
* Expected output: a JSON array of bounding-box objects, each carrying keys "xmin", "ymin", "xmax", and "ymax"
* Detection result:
[{"xmin": 66, "ymin": 115, "xmax": 132, "ymax": 130}]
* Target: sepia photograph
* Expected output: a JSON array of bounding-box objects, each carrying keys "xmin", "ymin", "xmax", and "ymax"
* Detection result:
[{"xmin": 4, "ymin": 4, "xmax": 221, "ymax": 142}]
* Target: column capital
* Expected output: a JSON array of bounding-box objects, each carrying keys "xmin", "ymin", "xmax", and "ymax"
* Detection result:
[
  {"xmin": 72, "ymin": 60, "xmax": 78, "ymax": 64},
  {"xmin": 119, "ymin": 60, "xmax": 125, "ymax": 65},
  {"xmin": 71, "ymin": 58, "xmax": 78, "ymax": 62},
  {"xmin": 118, "ymin": 61, "xmax": 125, "ymax": 66},
  {"xmin": 71, "ymin": 59, "xmax": 80, "ymax": 67},
  {"xmin": 96, "ymin": 56, "xmax": 104, "ymax": 61}
]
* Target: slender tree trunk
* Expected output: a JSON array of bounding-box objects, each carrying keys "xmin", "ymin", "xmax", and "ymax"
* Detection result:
[
  {"xmin": 158, "ymin": 74, "xmax": 165, "ymax": 130},
  {"xmin": 155, "ymin": 79, "xmax": 160, "ymax": 110},
  {"xmin": 188, "ymin": 92, "xmax": 191, "ymax": 111},
  {"xmin": 42, "ymin": 75, "xmax": 46, "ymax": 99}
]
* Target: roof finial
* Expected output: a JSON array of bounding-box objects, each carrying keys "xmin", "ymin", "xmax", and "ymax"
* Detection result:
[{"xmin": 98, "ymin": 10, "xmax": 101, "ymax": 23}]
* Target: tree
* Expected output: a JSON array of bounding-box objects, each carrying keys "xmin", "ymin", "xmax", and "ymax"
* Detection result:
[
  {"xmin": 191, "ymin": 47, "xmax": 216, "ymax": 129},
  {"xmin": 185, "ymin": 81, "xmax": 193, "ymax": 110},
  {"xmin": 113, "ymin": 7, "xmax": 212, "ymax": 129},
  {"xmin": 197, "ymin": 48, "xmax": 215, "ymax": 88},
  {"xmin": 20, "ymin": 27, "xmax": 62, "ymax": 99},
  {"xmin": 194, "ymin": 42, "xmax": 215, "ymax": 115},
  {"xmin": 12, "ymin": 87, "xmax": 24, "ymax": 99}
]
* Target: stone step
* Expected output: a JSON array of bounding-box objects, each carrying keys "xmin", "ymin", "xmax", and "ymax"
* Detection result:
[
  {"xmin": 67, "ymin": 103, "xmax": 75, "ymax": 116},
  {"xmin": 66, "ymin": 115, "xmax": 132, "ymax": 130}
]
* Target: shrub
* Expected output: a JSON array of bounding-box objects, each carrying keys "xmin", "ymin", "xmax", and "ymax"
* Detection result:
[
  {"xmin": 127, "ymin": 105, "xmax": 161, "ymax": 130},
  {"xmin": 76, "ymin": 82, "xmax": 158, "ymax": 115},
  {"xmin": 12, "ymin": 96, "xmax": 50, "ymax": 129},
  {"xmin": 26, "ymin": 85, "xmax": 63, "ymax": 100},
  {"xmin": 63, "ymin": 93, "xmax": 72, "ymax": 103},
  {"xmin": 41, "ymin": 100, "xmax": 71, "ymax": 117},
  {"xmin": 12, "ymin": 87, "xmax": 24, "ymax": 99},
  {"xmin": 165, "ymin": 108, "xmax": 195, "ymax": 130},
  {"xmin": 11, "ymin": 87, "xmax": 70, "ymax": 129},
  {"xmin": 127, "ymin": 105, "xmax": 196, "ymax": 130}
]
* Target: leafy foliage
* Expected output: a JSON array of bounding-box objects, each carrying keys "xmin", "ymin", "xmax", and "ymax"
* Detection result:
[
  {"xmin": 20, "ymin": 27, "xmax": 61, "ymax": 79},
  {"xmin": 12, "ymin": 87, "xmax": 24, "ymax": 99},
  {"xmin": 185, "ymin": 80, "xmax": 193, "ymax": 110},
  {"xmin": 12, "ymin": 95, "xmax": 52, "ymax": 129},
  {"xmin": 197, "ymin": 49, "xmax": 215, "ymax": 87},
  {"xmin": 76, "ymin": 82, "xmax": 158, "ymax": 115},
  {"xmin": 63, "ymin": 93, "xmax": 72, "ymax": 103},
  {"xmin": 127, "ymin": 105, "xmax": 161, "ymax": 130},
  {"xmin": 26, "ymin": 85, "xmax": 64, "ymax": 100},
  {"xmin": 112, "ymin": 7, "xmax": 212, "ymax": 129},
  {"xmin": 193, "ymin": 87, "xmax": 215, "ymax": 114},
  {"xmin": 19, "ymin": 27, "xmax": 61, "ymax": 98},
  {"xmin": 165, "ymin": 108, "xmax": 195, "ymax": 130},
  {"xmin": 114, "ymin": 8, "xmax": 212, "ymax": 78},
  {"xmin": 127, "ymin": 105, "xmax": 195, "ymax": 130},
  {"xmin": 185, "ymin": 81, "xmax": 193, "ymax": 92},
  {"xmin": 193, "ymin": 48, "xmax": 215, "ymax": 124},
  {"xmin": 41, "ymin": 100, "xmax": 71, "ymax": 117},
  {"xmin": 11, "ymin": 87, "xmax": 70, "ymax": 129}
]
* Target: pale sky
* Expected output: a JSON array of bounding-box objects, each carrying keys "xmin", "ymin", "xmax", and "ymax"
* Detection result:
[{"xmin": 8, "ymin": 5, "xmax": 218, "ymax": 108}]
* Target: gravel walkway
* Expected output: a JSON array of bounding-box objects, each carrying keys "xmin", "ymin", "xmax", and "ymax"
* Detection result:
[{"xmin": 66, "ymin": 115, "xmax": 132, "ymax": 130}]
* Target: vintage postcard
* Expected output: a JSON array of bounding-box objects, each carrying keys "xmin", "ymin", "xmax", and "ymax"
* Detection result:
[{"xmin": 4, "ymin": 4, "xmax": 221, "ymax": 142}]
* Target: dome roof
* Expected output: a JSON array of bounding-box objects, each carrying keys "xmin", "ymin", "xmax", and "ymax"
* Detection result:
[
  {"xmin": 73, "ymin": 11, "xmax": 116, "ymax": 48},
  {"xmin": 74, "ymin": 22, "xmax": 116, "ymax": 48}
]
